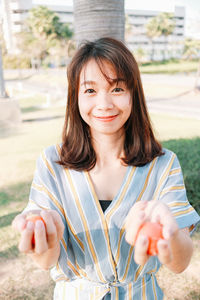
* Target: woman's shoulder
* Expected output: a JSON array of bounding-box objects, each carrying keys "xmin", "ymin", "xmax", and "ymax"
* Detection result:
[
  {"xmin": 41, "ymin": 143, "xmax": 62, "ymax": 162},
  {"xmin": 162, "ymin": 148, "xmax": 176, "ymax": 157},
  {"xmin": 156, "ymin": 148, "xmax": 178, "ymax": 164}
]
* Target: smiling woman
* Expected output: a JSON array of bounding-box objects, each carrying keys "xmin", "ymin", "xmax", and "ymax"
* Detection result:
[
  {"xmin": 59, "ymin": 37, "xmax": 163, "ymax": 171},
  {"xmin": 12, "ymin": 37, "xmax": 200, "ymax": 300},
  {"xmin": 78, "ymin": 59, "xmax": 132, "ymax": 137}
]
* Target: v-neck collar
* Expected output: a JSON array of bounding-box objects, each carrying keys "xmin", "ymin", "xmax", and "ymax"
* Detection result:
[
  {"xmin": 83, "ymin": 166, "xmax": 136, "ymax": 280},
  {"xmin": 84, "ymin": 166, "xmax": 136, "ymax": 217}
]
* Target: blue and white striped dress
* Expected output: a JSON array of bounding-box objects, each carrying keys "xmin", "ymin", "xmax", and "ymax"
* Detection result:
[{"xmin": 25, "ymin": 144, "xmax": 200, "ymax": 300}]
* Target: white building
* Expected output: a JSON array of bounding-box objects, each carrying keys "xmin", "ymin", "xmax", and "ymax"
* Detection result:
[
  {"xmin": 1, "ymin": 0, "xmax": 185, "ymax": 60},
  {"xmin": 1, "ymin": 0, "xmax": 73, "ymax": 54},
  {"xmin": 126, "ymin": 6, "xmax": 185, "ymax": 60}
]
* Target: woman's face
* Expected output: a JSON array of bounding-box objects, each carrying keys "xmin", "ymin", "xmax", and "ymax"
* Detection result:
[{"xmin": 78, "ymin": 59, "xmax": 132, "ymax": 138}]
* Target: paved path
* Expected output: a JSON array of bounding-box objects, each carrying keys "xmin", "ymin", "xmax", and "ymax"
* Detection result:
[
  {"xmin": 146, "ymin": 92, "xmax": 200, "ymax": 120},
  {"xmin": 141, "ymin": 74, "xmax": 200, "ymax": 120},
  {"xmin": 4, "ymin": 70, "xmax": 200, "ymax": 120}
]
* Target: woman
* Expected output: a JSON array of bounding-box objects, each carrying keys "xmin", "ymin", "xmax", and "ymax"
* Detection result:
[{"xmin": 13, "ymin": 37, "xmax": 200, "ymax": 299}]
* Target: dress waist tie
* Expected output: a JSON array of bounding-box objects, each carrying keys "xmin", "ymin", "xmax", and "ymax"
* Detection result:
[{"xmin": 54, "ymin": 275, "xmax": 152, "ymax": 300}]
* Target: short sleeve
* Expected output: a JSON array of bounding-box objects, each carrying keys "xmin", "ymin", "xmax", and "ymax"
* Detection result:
[
  {"xmin": 158, "ymin": 153, "xmax": 200, "ymax": 234},
  {"xmin": 23, "ymin": 146, "xmax": 74, "ymax": 279},
  {"xmin": 24, "ymin": 147, "xmax": 63, "ymax": 217}
]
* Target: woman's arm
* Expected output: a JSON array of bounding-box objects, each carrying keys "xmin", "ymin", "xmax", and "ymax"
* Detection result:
[{"xmin": 161, "ymin": 227, "xmax": 193, "ymax": 273}]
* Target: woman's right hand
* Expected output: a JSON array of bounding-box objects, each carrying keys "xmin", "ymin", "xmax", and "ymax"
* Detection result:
[{"xmin": 12, "ymin": 209, "xmax": 64, "ymax": 255}]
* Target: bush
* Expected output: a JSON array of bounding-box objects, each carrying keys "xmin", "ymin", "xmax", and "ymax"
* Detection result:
[
  {"xmin": 3, "ymin": 54, "xmax": 31, "ymax": 69},
  {"xmin": 163, "ymin": 137, "xmax": 200, "ymax": 214}
]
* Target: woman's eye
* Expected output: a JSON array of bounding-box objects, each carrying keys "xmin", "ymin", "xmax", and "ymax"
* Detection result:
[
  {"xmin": 112, "ymin": 87, "xmax": 124, "ymax": 93},
  {"xmin": 85, "ymin": 89, "xmax": 95, "ymax": 94}
]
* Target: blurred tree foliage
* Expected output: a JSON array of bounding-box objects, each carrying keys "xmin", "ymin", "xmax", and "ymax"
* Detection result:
[
  {"xmin": 15, "ymin": 5, "xmax": 73, "ymax": 68},
  {"xmin": 183, "ymin": 38, "xmax": 200, "ymax": 60},
  {"xmin": 26, "ymin": 5, "xmax": 72, "ymax": 40},
  {"xmin": 146, "ymin": 12, "xmax": 175, "ymax": 61},
  {"xmin": 182, "ymin": 38, "xmax": 200, "ymax": 90}
]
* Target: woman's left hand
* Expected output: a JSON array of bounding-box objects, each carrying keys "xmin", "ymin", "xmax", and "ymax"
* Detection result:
[{"xmin": 124, "ymin": 200, "xmax": 179, "ymax": 265}]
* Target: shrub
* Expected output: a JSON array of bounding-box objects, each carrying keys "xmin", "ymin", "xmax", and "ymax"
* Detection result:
[
  {"xmin": 3, "ymin": 54, "xmax": 31, "ymax": 69},
  {"xmin": 163, "ymin": 137, "xmax": 200, "ymax": 215}
]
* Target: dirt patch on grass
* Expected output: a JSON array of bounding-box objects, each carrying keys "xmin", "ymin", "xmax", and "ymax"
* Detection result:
[
  {"xmin": 1, "ymin": 237, "xmax": 199, "ymax": 300},
  {"xmin": 157, "ymin": 232, "xmax": 200, "ymax": 300},
  {"xmin": 0, "ymin": 256, "xmax": 54, "ymax": 299}
]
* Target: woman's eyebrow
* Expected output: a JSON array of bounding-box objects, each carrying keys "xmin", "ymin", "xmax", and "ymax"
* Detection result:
[
  {"xmin": 81, "ymin": 78, "xmax": 125, "ymax": 86},
  {"xmin": 112, "ymin": 78, "xmax": 125, "ymax": 82},
  {"xmin": 112, "ymin": 78, "xmax": 125, "ymax": 84},
  {"xmin": 81, "ymin": 80, "xmax": 96, "ymax": 86}
]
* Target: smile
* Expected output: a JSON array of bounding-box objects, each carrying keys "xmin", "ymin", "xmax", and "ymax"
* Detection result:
[{"xmin": 94, "ymin": 115, "xmax": 118, "ymax": 122}]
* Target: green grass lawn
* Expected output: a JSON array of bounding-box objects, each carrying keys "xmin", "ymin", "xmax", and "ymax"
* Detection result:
[
  {"xmin": 4, "ymin": 59, "xmax": 199, "ymax": 88},
  {"xmin": 0, "ymin": 96, "xmax": 200, "ymax": 299},
  {"xmin": 139, "ymin": 59, "xmax": 199, "ymax": 74}
]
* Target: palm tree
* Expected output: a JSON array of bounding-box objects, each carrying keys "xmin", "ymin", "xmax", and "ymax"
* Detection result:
[
  {"xmin": 157, "ymin": 13, "xmax": 175, "ymax": 60},
  {"xmin": 183, "ymin": 39, "xmax": 200, "ymax": 90},
  {"xmin": 146, "ymin": 12, "xmax": 175, "ymax": 61},
  {"xmin": 146, "ymin": 18, "xmax": 160, "ymax": 61},
  {"xmin": 19, "ymin": 5, "xmax": 73, "ymax": 67},
  {"xmin": 73, "ymin": 0, "xmax": 125, "ymax": 45}
]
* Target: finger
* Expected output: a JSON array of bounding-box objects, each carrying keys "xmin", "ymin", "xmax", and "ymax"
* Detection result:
[
  {"xmin": 147, "ymin": 202, "xmax": 178, "ymax": 240},
  {"xmin": 34, "ymin": 220, "xmax": 48, "ymax": 254},
  {"xmin": 12, "ymin": 209, "xmax": 44, "ymax": 232},
  {"xmin": 49, "ymin": 210, "xmax": 65, "ymax": 240},
  {"xmin": 125, "ymin": 201, "xmax": 148, "ymax": 224},
  {"xmin": 18, "ymin": 221, "xmax": 34, "ymax": 253},
  {"xmin": 125, "ymin": 210, "xmax": 146, "ymax": 245},
  {"xmin": 134, "ymin": 235, "xmax": 149, "ymax": 265},
  {"xmin": 144, "ymin": 200, "xmax": 159, "ymax": 220},
  {"xmin": 162, "ymin": 223, "xmax": 178, "ymax": 240},
  {"xmin": 12, "ymin": 214, "xmax": 27, "ymax": 232},
  {"xmin": 134, "ymin": 200, "xmax": 148, "ymax": 210},
  {"xmin": 159, "ymin": 212, "xmax": 178, "ymax": 240},
  {"xmin": 150, "ymin": 203, "xmax": 169, "ymax": 225},
  {"xmin": 40, "ymin": 210, "xmax": 58, "ymax": 248},
  {"xmin": 124, "ymin": 201, "xmax": 147, "ymax": 234},
  {"xmin": 157, "ymin": 239, "xmax": 172, "ymax": 265}
]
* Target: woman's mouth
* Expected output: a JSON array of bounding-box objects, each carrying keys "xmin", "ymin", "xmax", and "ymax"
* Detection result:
[{"xmin": 94, "ymin": 115, "xmax": 118, "ymax": 122}]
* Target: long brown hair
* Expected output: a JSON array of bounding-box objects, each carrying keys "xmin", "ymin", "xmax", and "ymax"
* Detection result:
[{"xmin": 57, "ymin": 37, "xmax": 163, "ymax": 170}]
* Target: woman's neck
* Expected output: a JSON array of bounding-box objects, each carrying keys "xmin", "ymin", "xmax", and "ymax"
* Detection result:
[{"xmin": 91, "ymin": 132, "xmax": 125, "ymax": 167}]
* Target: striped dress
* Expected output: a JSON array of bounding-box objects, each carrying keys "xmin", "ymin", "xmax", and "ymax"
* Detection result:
[{"xmin": 25, "ymin": 144, "xmax": 200, "ymax": 300}]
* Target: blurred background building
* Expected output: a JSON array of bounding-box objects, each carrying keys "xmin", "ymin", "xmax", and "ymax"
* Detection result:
[
  {"xmin": 1, "ymin": 0, "xmax": 185, "ymax": 60},
  {"xmin": 126, "ymin": 6, "xmax": 185, "ymax": 60}
]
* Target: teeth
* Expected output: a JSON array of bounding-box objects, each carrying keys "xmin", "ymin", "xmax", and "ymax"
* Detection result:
[{"xmin": 97, "ymin": 116, "xmax": 115, "ymax": 118}]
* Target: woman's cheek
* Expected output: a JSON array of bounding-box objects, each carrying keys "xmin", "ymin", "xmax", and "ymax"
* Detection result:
[
  {"xmin": 115, "ymin": 94, "xmax": 131, "ymax": 109},
  {"xmin": 116, "ymin": 96, "xmax": 132, "ymax": 117},
  {"xmin": 78, "ymin": 100, "xmax": 93, "ymax": 123}
]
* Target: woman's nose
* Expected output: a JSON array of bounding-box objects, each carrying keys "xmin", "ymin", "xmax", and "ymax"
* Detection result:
[{"xmin": 96, "ymin": 92, "xmax": 114, "ymax": 110}]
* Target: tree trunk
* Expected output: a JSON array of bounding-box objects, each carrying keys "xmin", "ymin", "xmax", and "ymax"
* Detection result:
[
  {"xmin": 73, "ymin": 0, "xmax": 125, "ymax": 45},
  {"xmin": 149, "ymin": 39, "xmax": 155, "ymax": 61},
  {"xmin": 163, "ymin": 35, "xmax": 168, "ymax": 61},
  {"xmin": 194, "ymin": 60, "xmax": 200, "ymax": 91},
  {"xmin": 0, "ymin": 47, "xmax": 7, "ymax": 98}
]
